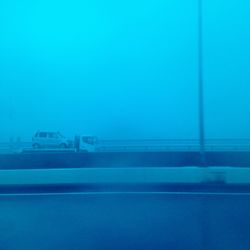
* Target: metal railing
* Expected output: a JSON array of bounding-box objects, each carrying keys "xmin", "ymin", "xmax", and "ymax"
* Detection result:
[
  {"xmin": 1, "ymin": 139, "xmax": 250, "ymax": 154},
  {"xmin": 0, "ymin": 141, "xmax": 32, "ymax": 154}
]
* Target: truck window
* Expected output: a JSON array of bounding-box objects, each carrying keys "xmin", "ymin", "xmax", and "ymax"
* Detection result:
[{"xmin": 82, "ymin": 137, "xmax": 97, "ymax": 145}]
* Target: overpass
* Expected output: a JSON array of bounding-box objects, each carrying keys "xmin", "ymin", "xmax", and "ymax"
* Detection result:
[
  {"xmin": 1, "ymin": 139, "xmax": 250, "ymax": 249},
  {"xmin": 0, "ymin": 167, "xmax": 250, "ymax": 250}
]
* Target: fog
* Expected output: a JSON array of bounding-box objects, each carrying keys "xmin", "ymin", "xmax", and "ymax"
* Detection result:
[{"xmin": 0, "ymin": 0, "xmax": 249, "ymax": 141}]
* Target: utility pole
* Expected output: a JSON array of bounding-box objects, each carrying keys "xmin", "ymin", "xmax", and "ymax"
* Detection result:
[{"xmin": 198, "ymin": 0, "xmax": 206, "ymax": 166}]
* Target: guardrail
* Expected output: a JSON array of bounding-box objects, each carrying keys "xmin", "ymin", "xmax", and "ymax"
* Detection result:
[
  {"xmin": 97, "ymin": 139, "xmax": 250, "ymax": 152},
  {"xmin": 0, "ymin": 141, "xmax": 32, "ymax": 154},
  {"xmin": 1, "ymin": 139, "xmax": 250, "ymax": 153}
]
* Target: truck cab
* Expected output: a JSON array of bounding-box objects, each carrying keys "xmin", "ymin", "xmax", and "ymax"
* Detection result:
[{"xmin": 79, "ymin": 136, "xmax": 97, "ymax": 152}]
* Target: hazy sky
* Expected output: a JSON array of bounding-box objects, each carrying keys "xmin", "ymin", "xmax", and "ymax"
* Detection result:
[{"xmin": 0, "ymin": 0, "xmax": 249, "ymax": 141}]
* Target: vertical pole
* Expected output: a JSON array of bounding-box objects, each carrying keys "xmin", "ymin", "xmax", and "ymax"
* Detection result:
[
  {"xmin": 198, "ymin": 2, "xmax": 209, "ymax": 248},
  {"xmin": 198, "ymin": 0, "xmax": 206, "ymax": 166},
  {"xmin": 9, "ymin": 92, "xmax": 13, "ymax": 142}
]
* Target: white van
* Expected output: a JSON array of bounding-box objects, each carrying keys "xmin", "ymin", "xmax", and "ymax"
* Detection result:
[{"xmin": 32, "ymin": 131, "xmax": 73, "ymax": 149}]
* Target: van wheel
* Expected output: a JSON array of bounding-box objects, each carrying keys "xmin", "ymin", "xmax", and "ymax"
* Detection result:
[
  {"xmin": 33, "ymin": 143, "xmax": 40, "ymax": 149},
  {"xmin": 60, "ymin": 143, "xmax": 67, "ymax": 148}
]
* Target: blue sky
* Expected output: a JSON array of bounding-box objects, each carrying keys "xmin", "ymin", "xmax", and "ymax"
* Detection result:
[{"xmin": 0, "ymin": 0, "xmax": 249, "ymax": 140}]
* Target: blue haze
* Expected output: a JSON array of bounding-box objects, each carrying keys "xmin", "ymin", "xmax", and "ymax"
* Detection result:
[{"xmin": 0, "ymin": 0, "xmax": 249, "ymax": 141}]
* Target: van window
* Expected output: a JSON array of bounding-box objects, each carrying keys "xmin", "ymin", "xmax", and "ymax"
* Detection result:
[
  {"xmin": 39, "ymin": 132, "xmax": 47, "ymax": 138},
  {"xmin": 48, "ymin": 133, "xmax": 58, "ymax": 138}
]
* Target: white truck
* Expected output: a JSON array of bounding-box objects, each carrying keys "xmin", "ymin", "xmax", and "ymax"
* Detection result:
[{"xmin": 77, "ymin": 136, "xmax": 98, "ymax": 152}]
